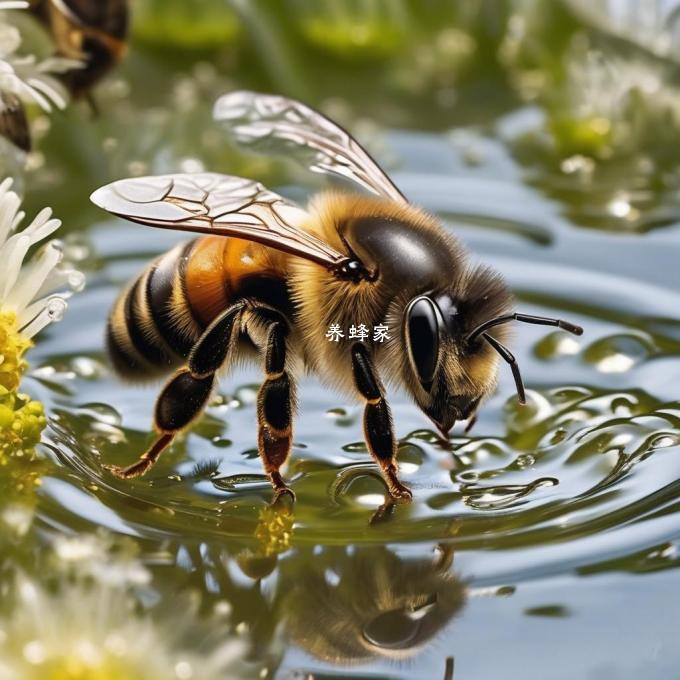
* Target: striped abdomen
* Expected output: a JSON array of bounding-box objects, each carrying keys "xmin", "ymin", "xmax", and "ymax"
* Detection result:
[{"xmin": 106, "ymin": 236, "xmax": 290, "ymax": 380}]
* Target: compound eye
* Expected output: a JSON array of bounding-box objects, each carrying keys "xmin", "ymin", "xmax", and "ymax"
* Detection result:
[{"xmin": 406, "ymin": 296, "xmax": 441, "ymax": 390}]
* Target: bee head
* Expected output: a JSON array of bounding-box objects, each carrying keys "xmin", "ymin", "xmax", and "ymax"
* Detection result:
[{"xmin": 402, "ymin": 266, "xmax": 582, "ymax": 436}]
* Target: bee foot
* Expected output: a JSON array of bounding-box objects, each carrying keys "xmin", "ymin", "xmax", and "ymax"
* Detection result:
[
  {"xmin": 104, "ymin": 461, "xmax": 150, "ymax": 479},
  {"xmin": 272, "ymin": 486, "xmax": 296, "ymax": 506},
  {"xmin": 388, "ymin": 483, "xmax": 413, "ymax": 503},
  {"xmin": 383, "ymin": 467, "xmax": 413, "ymax": 502}
]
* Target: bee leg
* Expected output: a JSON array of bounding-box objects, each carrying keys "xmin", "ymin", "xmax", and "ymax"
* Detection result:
[
  {"xmin": 351, "ymin": 343, "xmax": 413, "ymax": 502},
  {"xmin": 253, "ymin": 313, "xmax": 296, "ymax": 503},
  {"xmin": 85, "ymin": 91, "xmax": 100, "ymax": 118},
  {"xmin": 106, "ymin": 302, "xmax": 245, "ymax": 479}
]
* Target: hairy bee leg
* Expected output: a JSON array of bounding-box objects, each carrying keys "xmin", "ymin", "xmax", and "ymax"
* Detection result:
[
  {"xmin": 107, "ymin": 302, "xmax": 245, "ymax": 479},
  {"xmin": 351, "ymin": 343, "xmax": 413, "ymax": 502},
  {"xmin": 255, "ymin": 315, "xmax": 296, "ymax": 502}
]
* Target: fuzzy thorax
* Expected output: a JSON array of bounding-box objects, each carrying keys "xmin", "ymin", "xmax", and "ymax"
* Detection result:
[{"xmin": 290, "ymin": 192, "xmax": 513, "ymax": 405}]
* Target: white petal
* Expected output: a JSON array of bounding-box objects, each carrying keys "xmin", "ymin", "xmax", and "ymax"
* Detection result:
[
  {"xmin": 0, "ymin": 177, "xmax": 13, "ymax": 196},
  {"xmin": 26, "ymin": 76, "xmax": 67, "ymax": 110},
  {"xmin": 23, "ymin": 207, "xmax": 61, "ymax": 243},
  {"xmin": 38, "ymin": 56, "xmax": 82, "ymax": 74},
  {"xmin": 18, "ymin": 295, "xmax": 67, "ymax": 339},
  {"xmin": 22, "ymin": 81, "xmax": 53, "ymax": 111},
  {"xmin": 37, "ymin": 266, "xmax": 86, "ymax": 298},
  {"xmin": 5, "ymin": 240, "xmax": 63, "ymax": 313},
  {"xmin": 0, "ymin": 232, "xmax": 30, "ymax": 299},
  {"xmin": 0, "ymin": 187, "xmax": 21, "ymax": 245},
  {"xmin": 10, "ymin": 208, "xmax": 24, "ymax": 232}
]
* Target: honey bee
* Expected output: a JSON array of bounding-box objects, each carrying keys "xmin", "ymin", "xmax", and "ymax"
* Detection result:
[
  {"xmin": 29, "ymin": 0, "xmax": 128, "ymax": 101},
  {"xmin": 91, "ymin": 91, "xmax": 582, "ymax": 503}
]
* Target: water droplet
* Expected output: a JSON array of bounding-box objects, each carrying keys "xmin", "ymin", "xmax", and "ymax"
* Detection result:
[
  {"xmin": 46, "ymin": 296, "xmax": 66, "ymax": 321},
  {"xmin": 598, "ymin": 352, "xmax": 635, "ymax": 373},
  {"xmin": 516, "ymin": 453, "xmax": 535, "ymax": 469},
  {"xmin": 326, "ymin": 407, "xmax": 347, "ymax": 417},
  {"xmin": 555, "ymin": 336, "xmax": 581, "ymax": 356},
  {"xmin": 548, "ymin": 428, "xmax": 568, "ymax": 445},
  {"xmin": 585, "ymin": 334, "xmax": 651, "ymax": 374},
  {"xmin": 342, "ymin": 442, "xmax": 367, "ymax": 453},
  {"xmin": 63, "ymin": 238, "xmax": 91, "ymax": 262},
  {"xmin": 326, "ymin": 406, "xmax": 356, "ymax": 427},
  {"xmin": 71, "ymin": 357, "xmax": 105, "ymax": 379},
  {"xmin": 67, "ymin": 270, "xmax": 86, "ymax": 292}
]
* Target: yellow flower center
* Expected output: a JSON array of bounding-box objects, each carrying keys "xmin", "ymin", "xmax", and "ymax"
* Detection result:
[
  {"xmin": 0, "ymin": 311, "xmax": 32, "ymax": 393},
  {"xmin": 0, "ymin": 311, "xmax": 47, "ymax": 461}
]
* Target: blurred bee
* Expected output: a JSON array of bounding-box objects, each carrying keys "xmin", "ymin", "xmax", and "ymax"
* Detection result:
[
  {"xmin": 91, "ymin": 91, "xmax": 583, "ymax": 503},
  {"xmin": 29, "ymin": 0, "xmax": 128, "ymax": 102}
]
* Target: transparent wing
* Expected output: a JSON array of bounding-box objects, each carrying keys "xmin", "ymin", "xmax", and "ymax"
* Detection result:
[
  {"xmin": 90, "ymin": 172, "xmax": 350, "ymax": 270},
  {"xmin": 214, "ymin": 91, "xmax": 407, "ymax": 204}
]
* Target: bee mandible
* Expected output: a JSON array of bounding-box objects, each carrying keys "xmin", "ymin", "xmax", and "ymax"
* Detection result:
[{"xmin": 91, "ymin": 91, "xmax": 582, "ymax": 503}]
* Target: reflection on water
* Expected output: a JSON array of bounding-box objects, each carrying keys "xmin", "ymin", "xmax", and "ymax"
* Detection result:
[
  {"xmin": 4, "ymin": 1, "xmax": 680, "ymax": 677},
  {"xmin": 280, "ymin": 545, "xmax": 464, "ymax": 665}
]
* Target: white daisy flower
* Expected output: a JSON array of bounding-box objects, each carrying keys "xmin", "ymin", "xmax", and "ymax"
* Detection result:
[
  {"xmin": 0, "ymin": 176, "xmax": 82, "ymax": 459},
  {"xmin": 0, "ymin": 573, "xmax": 248, "ymax": 680},
  {"xmin": 0, "ymin": 0, "xmax": 73, "ymax": 113},
  {"xmin": 0, "ymin": 176, "xmax": 84, "ymax": 416},
  {"xmin": 0, "ymin": 177, "xmax": 84, "ymax": 341}
]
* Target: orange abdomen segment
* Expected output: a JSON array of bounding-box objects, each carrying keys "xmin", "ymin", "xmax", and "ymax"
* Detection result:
[
  {"xmin": 184, "ymin": 236, "xmax": 289, "ymax": 325},
  {"xmin": 184, "ymin": 236, "xmax": 230, "ymax": 325}
]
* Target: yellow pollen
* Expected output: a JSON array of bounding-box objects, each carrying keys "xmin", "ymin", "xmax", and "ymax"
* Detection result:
[{"xmin": 0, "ymin": 311, "xmax": 47, "ymax": 461}]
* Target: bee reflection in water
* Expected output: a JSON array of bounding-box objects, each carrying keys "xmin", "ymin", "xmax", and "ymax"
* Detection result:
[
  {"xmin": 174, "ymin": 504, "xmax": 513, "ymax": 676},
  {"xmin": 232, "ymin": 505, "xmax": 466, "ymax": 673},
  {"xmin": 279, "ymin": 544, "xmax": 465, "ymax": 667}
]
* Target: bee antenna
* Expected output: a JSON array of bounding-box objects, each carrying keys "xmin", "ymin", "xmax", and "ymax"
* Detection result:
[
  {"xmin": 467, "ymin": 312, "xmax": 583, "ymax": 345},
  {"xmin": 482, "ymin": 333, "xmax": 526, "ymax": 404}
]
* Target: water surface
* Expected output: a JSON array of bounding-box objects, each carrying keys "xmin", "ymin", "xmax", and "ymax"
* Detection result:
[{"xmin": 7, "ymin": 4, "xmax": 680, "ymax": 679}]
